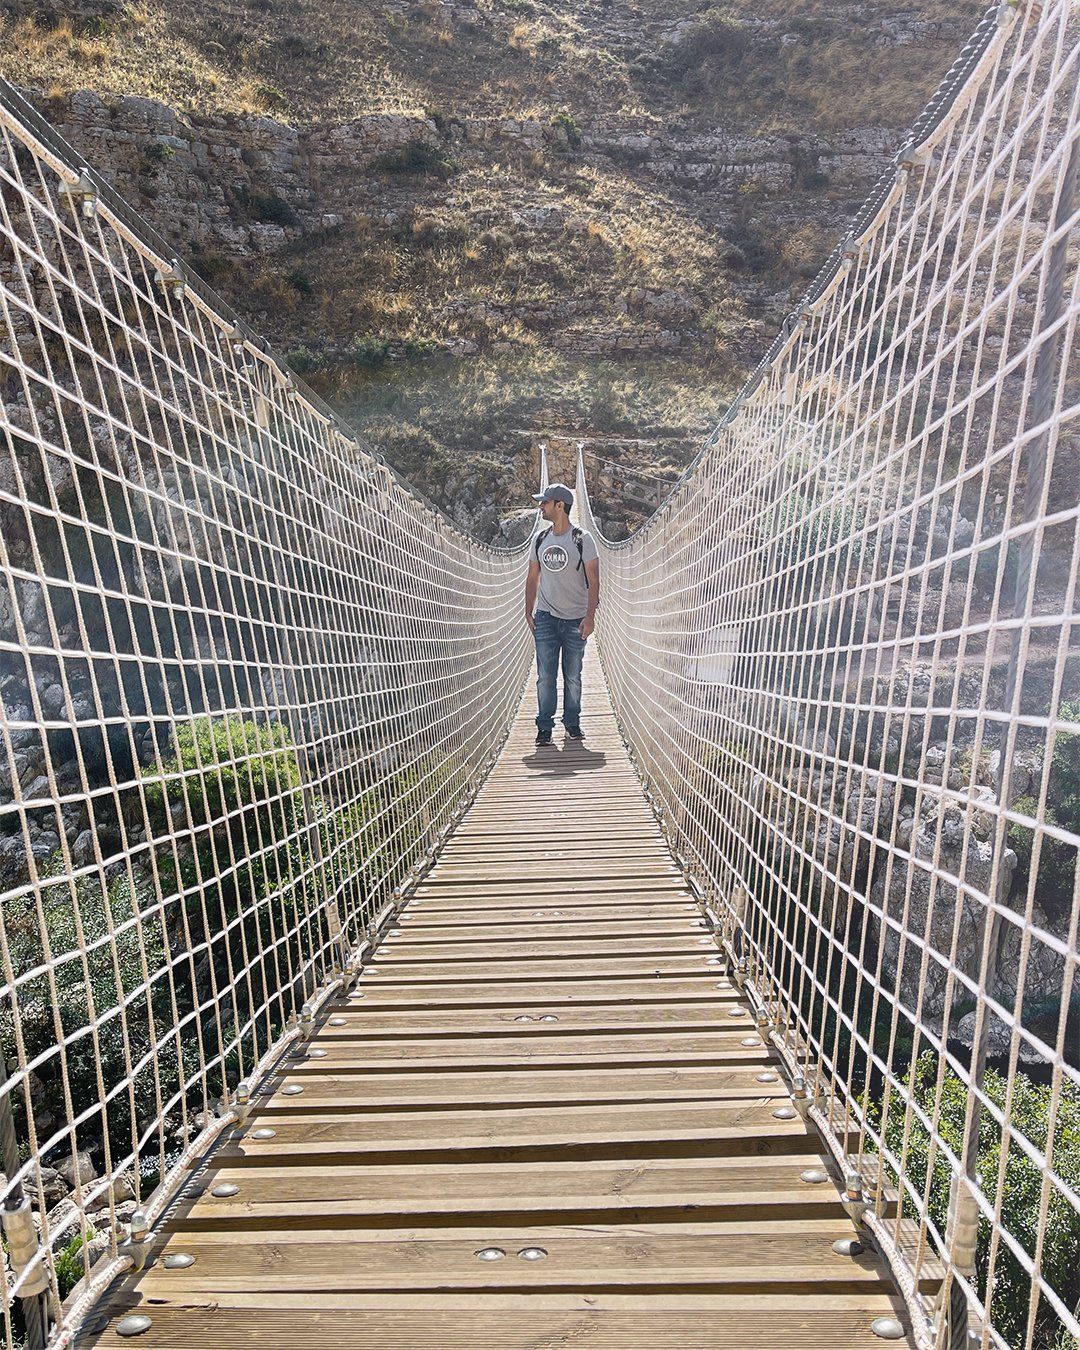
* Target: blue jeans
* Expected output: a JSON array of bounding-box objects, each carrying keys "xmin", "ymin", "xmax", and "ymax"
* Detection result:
[{"xmin": 534, "ymin": 610, "xmax": 586, "ymax": 733}]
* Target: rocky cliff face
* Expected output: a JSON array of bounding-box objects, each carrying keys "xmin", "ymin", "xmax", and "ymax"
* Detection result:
[{"xmin": 3, "ymin": 0, "xmax": 983, "ymax": 534}]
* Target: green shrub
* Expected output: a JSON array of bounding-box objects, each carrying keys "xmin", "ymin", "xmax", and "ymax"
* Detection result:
[
  {"xmin": 551, "ymin": 111, "xmax": 582, "ymax": 148},
  {"xmin": 54, "ymin": 1234, "xmax": 86, "ymax": 1300},
  {"xmin": 374, "ymin": 139, "xmax": 459, "ymax": 179},
  {"xmin": 660, "ymin": 13, "xmax": 749, "ymax": 82},
  {"xmin": 285, "ymin": 268, "xmax": 313, "ymax": 295},
  {"xmin": 286, "ymin": 344, "xmax": 327, "ymax": 375},
  {"xmin": 235, "ymin": 187, "xmax": 298, "ymax": 227},
  {"xmin": 878, "ymin": 1053, "xmax": 1080, "ymax": 1348},
  {"xmin": 346, "ymin": 335, "xmax": 392, "ymax": 369},
  {"xmin": 1, "ymin": 856, "xmax": 174, "ymax": 1155}
]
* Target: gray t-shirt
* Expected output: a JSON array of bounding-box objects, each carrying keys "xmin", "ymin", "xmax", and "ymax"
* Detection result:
[{"xmin": 535, "ymin": 527, "xmax": 599, "ymax": 620}]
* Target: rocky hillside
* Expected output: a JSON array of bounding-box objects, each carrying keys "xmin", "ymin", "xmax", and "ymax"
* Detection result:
[{"xmin": 2, "ymin": 0, "xmax": 984, "ymax": 534}]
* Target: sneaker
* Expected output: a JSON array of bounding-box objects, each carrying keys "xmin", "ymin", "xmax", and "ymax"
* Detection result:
[
  {"xmin": 565, "ymin": 726, "xmax": 585, "ymax": 740},
  {"xmin": 535, "ymin": 729, "xmax": 553, "ymax": 746}
]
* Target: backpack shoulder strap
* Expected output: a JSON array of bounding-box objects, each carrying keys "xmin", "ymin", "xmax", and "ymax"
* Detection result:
[
  {"xmin": 534, "ymin": 526, "xmax": 552, "ymax": 559},
  {"xmin": 572, "ymin": 527, "xmax": 584, "ymax": 570}
]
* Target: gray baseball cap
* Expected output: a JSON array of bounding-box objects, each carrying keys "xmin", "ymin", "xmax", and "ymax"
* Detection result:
[{"xmin": 532, "ymin": 482, "xmax": 574, "ymax": 508}]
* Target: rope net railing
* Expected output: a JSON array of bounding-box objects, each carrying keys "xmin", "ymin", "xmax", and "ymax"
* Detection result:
[
  {"xmin": 580, "ymin": 3, "xmax": 1078, "ymax": 1347},
  {"xmin": 0, "ymin": 80, "xmax": 536, "ymax": 1345}
]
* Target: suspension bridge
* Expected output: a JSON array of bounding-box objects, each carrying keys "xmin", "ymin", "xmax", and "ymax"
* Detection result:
[{"xmin": 0, "ymin": 2, "xmax": 1076, "ymax": 1348}]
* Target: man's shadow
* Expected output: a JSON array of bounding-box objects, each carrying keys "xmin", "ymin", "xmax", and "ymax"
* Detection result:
[{"xmin": 521, "ymin": 743, "xmax": 608, "ymax": 773}]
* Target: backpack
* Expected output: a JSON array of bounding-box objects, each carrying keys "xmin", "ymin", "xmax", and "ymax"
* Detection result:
[{"xmin": 535, "ymin": 525, "xmax": 585, "ymax": 571}]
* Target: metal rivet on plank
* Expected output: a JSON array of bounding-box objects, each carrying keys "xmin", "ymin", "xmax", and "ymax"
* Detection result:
[
  {"xmin": 251, "ymin": 1128, "xmax": 276, "ymax": 1140},
  {"xmin": 540, "ymin": 1015, "xmax": 559, "ymax": 1023},
  {"xmin": 390, "ymin": 929, "xmax": 402, "ymax": 936},
  {"xmin": 800, "ymin": 1168, "xmax": 829, "ymax": 1184},
  {"xmin": 514, "ymin": 1015, "xmax": 534, "ymax": 1022},
  {"xmin": 756, "ymin": 1072, "xmax": 779, "ymax": 1083},
  {"xmin": 870, "ymin": 1317, "xmax": 906, "ymax": 1340},
  {"xmin": 308, "ymin": 1048, "xmax": 328, "ymax": 1058},
  {"xmin": 741, "ymin": 1037, "xmax": 760, "ymax": 1047},
  {"xmin": 282, "ymin": 1084, "xmax": 304, "ymax": 1096},
  {"xmin": 351, "ymin": 992, "xmax": 365, "ymax": 999},
  {"xmin": 329, "ymin": 1017, "xmax": 347, "ymax": 1026},
  {"xmin": 698, "ymin": 939, "xmax": 712, "ymax": 945},
  {"xmin": 211, "ymin": 1183, "xmax": 239, "ymax": 1198},
  {"xmin": 162, "ymin": 1253, "xmax": 196, "ymax": 1270},
  {"xmin": 518, "ymin": 1247, "xmax": 548, "ymax": 1260},
  {"xmin": 772, "ymin": 1107, "xmax": 797, "ymax": 1120},
  {"xmin": 116, "ymin": 1315, "xmax": 152, "ymax": 1337},
  {"xmin": 833, "ymin": 1238, "xmax": 864, "ymax": 1256},
  {"xmin": 476, "ymin": 1247, "xmax": 505, "ymax": 1261},
  {"xmin": 727, "ymin": 1007, "xmax": 745, "ymax": 1016}
]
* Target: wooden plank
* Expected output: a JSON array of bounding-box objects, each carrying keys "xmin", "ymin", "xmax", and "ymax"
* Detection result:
[
  {"xmin": 278, "ymin": 1031, "xmax": 774, "ymax": 1068},
  {"xmin": 396, "ymin": 903, "xmax": 702, "ymax": 927},
  {"xmin": 172, "ymin": 1154, "xmax": 846, "ymax": 1226},
  {"xmin": 345, "ymin": 977, "xmax": 741, "ymax": 1008},
  {"xmin": 377, "ymin": 936, "xmax": 715, "ymax": 960},
  {"xmin": 137, "ymin": 1222, "xmax": 901, "ymax": 1294},
  {"xmin": 362, "ymin": 955, "xmax": 724, "ymax": 982},
  {"xmin": 80, "ymin": 1291, "xmax": 916, "ymax": 1348},
  {"xmin": 252, "ymin": 1065, "xmax": 789, "ymax": 1110},
  {"xmin": 215, "ymin": 1098, "xmax": 815, "ymax": 1162},
  {"xmin": 313, "ymin": 1002, "xmax": 763, "ymax": 1036},
  {"xmin": 381, "ymin": 920, "xmax": 709, "ymax": 943}
]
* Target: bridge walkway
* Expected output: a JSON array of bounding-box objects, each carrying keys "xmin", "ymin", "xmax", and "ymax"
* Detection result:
[{"xmin": 82, "ymin": 656, "xmax": 921, "ymax": 1347}]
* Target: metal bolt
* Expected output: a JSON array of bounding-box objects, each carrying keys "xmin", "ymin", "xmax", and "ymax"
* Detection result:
[
  {"xmin": 757, "ymin": 1072, "xmax": 779, "ymax": 1083},
  {"xmin": 251, "ymin": 1128, "xmax": 276, "ymax": 1140},
  {"xmin": 870, "ymin": 1317, "xmax": 906, "ymax": 1340},
  {"xmin": 540, "ymin": 1015, "xmax": 558, "ymax": 1023},
  {"xmin": 162, "ymin": 1252, "xmax": 196, "ymax": 1270},
  {"xmin": 475, "ymin": 1247, "xmax": 505, "ymax": 1261},
  {"xmin": 211, "ymin": 1183, "xmax": 239, "ymax": 1198},
  {"xmin": 727, "ymin": 1008, "xmax": 745, "ymax": 1017},
  {"xmin": 772, "ymin": 1107, "xmax": 797, "ymax": 1120},
  {"xmin": 282, "ymin": 1084, "xmax": 304, "ymax": 1096},
  {"xmin": 740, "ymin": 1037, "xmax": 760, "ymax": 1047},
  {"xmin": 833, "ymin": 1238, "xmax": 864, "ymax": 1256},
  {"xmin": 514, "ymin": 1015, "xmax": 534, "ymax": 1022},
  {"xmin": 518, "ymin": 1247, "xmax": 547, "ymax": 1260},
  {"xmin": 308, "ymin": 1048, "xmax": 328, "ymax": 1058},
  {"xmin": 329, "ymin": 1017, "xmax": 347, "ymax": 1026},
  {"xmin": 800, "ymin": 1168, "xmax": 829, "ymax": 1184},
  {"xmin": 116, "ymin": 1315, "xmax": 152, "ymax": 1337}
]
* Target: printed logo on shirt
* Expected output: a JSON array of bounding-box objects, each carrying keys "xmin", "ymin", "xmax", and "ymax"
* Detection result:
[{"xmin": 543, "ymin": 544, "xmax": 569, "ymax": 571}]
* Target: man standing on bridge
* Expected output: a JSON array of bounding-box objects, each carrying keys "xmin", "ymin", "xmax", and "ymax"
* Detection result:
[{"xmin": 524, "ymin": 483, "xmax": 600, "ymax": 747}]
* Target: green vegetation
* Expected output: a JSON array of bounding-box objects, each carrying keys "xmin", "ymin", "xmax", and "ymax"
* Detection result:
[
  {"xmin": 374, "ymin": 138, "xmax": 460, "ymax": 179},
  {"xmin": 1, "ymin": 854, "xmax": 172, "ymax": 1153},
  {"xmin": 551, "ymin": 111, "xmax": 582, "ymax": 148},
  {"xmin": 879, "ymin": 1054, "xmax": 1080, "ymax": 1349}
]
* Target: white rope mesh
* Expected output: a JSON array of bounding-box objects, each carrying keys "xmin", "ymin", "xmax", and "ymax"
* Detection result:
[
  {"xmin": 580, "ymin": 4, "xmax": 1079, "ymax": 1348},
  {"xmin": 0, "ymin": 81, "xmax": 535, "ymax": 1344}
]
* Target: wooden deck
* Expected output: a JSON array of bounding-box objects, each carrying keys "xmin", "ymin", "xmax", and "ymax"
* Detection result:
[{"xmin": 81, "ymin": 657, "xmax": 917, "ymax": 1347}]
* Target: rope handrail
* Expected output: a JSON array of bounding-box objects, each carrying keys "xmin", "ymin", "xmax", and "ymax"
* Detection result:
[{"xmin": 579, "ymin": 4, "xmax": 1079, "ymax": 1346}]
